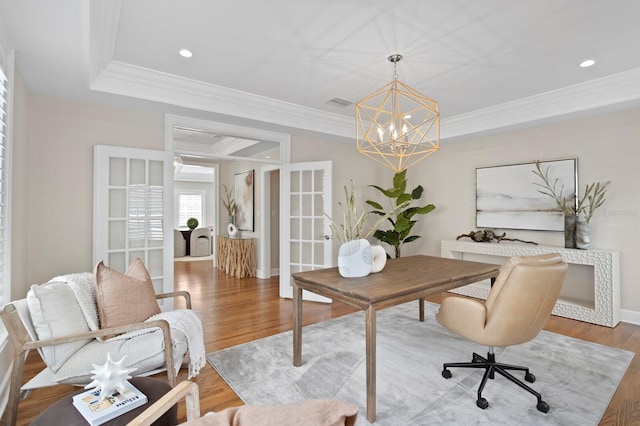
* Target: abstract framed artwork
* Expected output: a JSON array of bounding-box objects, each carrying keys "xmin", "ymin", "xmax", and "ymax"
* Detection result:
[
  {"xmin": 476, "ymin": 158, "xmax": 577, "ymax": 231},
  {"xmin": 234, "ymin": 169, "xmax": 255, "ymax": 231}
]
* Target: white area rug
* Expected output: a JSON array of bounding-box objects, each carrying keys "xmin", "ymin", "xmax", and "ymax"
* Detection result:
[{"xmin": 207, "ymin": 302, "xmax": 633, "ymax": 425}]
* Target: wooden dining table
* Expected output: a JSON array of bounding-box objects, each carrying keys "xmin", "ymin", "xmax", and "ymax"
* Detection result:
[{"xmin": 291, "ymin": 254, "xmax": 501, "ymax": 423}]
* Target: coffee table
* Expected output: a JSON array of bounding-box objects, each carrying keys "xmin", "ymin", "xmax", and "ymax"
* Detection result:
[
  {"xmin": 292, "ymin": 255, "xmax": 501, "ymax": 423},
  {"xmin": 31, "ymin": 377, "xmax": 176, "ymax": 426}
]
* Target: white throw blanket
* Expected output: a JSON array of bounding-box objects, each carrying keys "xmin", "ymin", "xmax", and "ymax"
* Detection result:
[
  {"xmin": 50, "ymin": 272, "xmax": 100, "ymax": 331},
  {"xmin": 148, "ymin": 309, "xmax": 206, "ymax": 379}
]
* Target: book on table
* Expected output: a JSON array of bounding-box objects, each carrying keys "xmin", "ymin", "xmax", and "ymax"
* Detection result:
[{"xmin": 72, "ymin": 380, "xmax": 148, "ymax": 425}]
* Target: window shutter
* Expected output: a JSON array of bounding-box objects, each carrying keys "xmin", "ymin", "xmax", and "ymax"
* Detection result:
[
  {"xmin": 0, "ymin": 65, "xmax": 9, "ymax": 305},
  {"xmin": 178, "ymin": 192, "xmax": 204, "ymax": 227}
]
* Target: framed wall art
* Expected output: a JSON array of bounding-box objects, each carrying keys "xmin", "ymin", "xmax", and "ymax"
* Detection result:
[
  {"xmin": 476, "ymin": 158, "xmax": 577, "ymax": 231},
  {"xmin": 234, "ymin": 169, "xmax": 255, "ymax": 231}
]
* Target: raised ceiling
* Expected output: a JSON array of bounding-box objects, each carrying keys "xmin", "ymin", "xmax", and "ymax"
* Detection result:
[{"xmin": 2, "ymin": 0, "xmax": 640, "ymax": 141}]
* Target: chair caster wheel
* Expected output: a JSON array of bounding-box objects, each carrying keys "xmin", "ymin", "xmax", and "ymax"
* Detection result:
[
  {"xmin": 476, "ymin": 398, "xmax": 489, "ymax": 409},
  {"xmin": 525, "ymin": 372, "xmax": 536, "ymax": 383},
  {"xmin": 442, "ymin": 369, "xmax": 452, "ymax": 379},
  {"xmin": 537, "ymin": 401, "xmax": 549, "ymax": 413}
]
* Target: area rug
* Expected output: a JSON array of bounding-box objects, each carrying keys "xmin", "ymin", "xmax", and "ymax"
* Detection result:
[{"xmin": 207, "ymin": 302, "xmax": 634, "ymax": 425}]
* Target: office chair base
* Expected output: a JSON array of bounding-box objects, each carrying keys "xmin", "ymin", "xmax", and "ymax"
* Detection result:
[{"xmin": 442, "ymin": 351, "xmax": 549, "ymax": 413}]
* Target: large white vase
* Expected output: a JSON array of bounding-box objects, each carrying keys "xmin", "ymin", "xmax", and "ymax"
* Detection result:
[{"xmin": 338, "ymin": 239, "xmax": 372, "ymax": 278}]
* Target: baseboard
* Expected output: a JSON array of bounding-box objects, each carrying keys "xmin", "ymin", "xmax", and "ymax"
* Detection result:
[
  {"xmin": 620, "ymin": 308, "xmax": 640, "ymax": 325},
  {"xmin": 256, "ymin": 268, "xmax": 279, "ymax": 279}
]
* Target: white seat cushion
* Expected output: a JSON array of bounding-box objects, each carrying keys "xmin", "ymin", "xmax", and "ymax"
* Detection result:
[{"xmin": 52, "ymin": 327, "xmax": 188, "ymax": 384}]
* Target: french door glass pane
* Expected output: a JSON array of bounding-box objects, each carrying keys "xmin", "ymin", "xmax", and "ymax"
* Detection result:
[{"xmin": 109, "ymin": 158, "xmax": 126, "ymax": 186}]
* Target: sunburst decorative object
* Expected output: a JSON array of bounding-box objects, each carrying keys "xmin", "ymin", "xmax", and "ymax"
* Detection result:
[
  {"xmin": 84, "ymin": 353, "xmax": 136, "ymax": 400},
  {"xmin": 356, "ymin": 54, "xmax": 440, "ymax": 172}
]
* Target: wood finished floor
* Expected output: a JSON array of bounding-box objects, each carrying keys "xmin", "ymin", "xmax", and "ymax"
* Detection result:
[{"xmin": 5, "ymin": 259, "xmax": 640, "ymax": 425}]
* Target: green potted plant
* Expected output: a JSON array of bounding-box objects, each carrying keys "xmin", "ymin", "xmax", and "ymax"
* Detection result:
[
  {"xmin": 366, "ymin": 169, "xmax": 436, "ymax": 258},
  {"xmin": 186, "ymin": 217, "xmax": 199, "ymax": 230}
]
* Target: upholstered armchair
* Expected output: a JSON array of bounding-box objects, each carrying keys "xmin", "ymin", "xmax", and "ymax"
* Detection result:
[
  {"xmin": 436, "ymin": 253, "xmax": 568, "ymax": 413},
  {"xmin": 190, "ymin": 227, "xmax": 211, "ymax": 257},
  {"xmin": 0, "ymin": 259, "xmax": 205, "ymax": 426},
  {"xmin": 175, "ymin": 228, "xmax": 187, "ymax": 257}
]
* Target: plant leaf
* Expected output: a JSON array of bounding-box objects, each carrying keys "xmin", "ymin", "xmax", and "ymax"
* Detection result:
[{"xmin": 411, "ymin": 185, "xmax": 424, "ymax": 200}]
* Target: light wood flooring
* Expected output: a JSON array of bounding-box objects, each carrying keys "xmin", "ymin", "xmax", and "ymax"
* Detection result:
[{"xmin": 4, "ymin": 260, "xmax": 640, "ymax": 425}]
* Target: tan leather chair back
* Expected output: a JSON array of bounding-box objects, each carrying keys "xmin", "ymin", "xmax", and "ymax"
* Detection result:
[{"xmin": 483, "ymin": 253, "xmax": 568, "ymax": 346}]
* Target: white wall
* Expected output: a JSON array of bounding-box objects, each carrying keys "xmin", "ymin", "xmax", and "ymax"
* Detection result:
[
  {"xmin": 23, "ymin": 95, "xmax": 164, "ymax": 293},
  {"xmin": 408, "ymin": 107, "xmax": 640, "ymax": 316}
]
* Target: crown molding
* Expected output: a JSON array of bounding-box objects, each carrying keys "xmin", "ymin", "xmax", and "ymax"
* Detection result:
[
  {"xmin": 442, "ymin": 67, "xmax": 640, "ymax": 141},
  {"xmin": 88, "ymin": 0, "xmax": 122, "ymax": 85},
  {"xmin": 91, "ymin": 60, "xmax": 640, "ymax": 143},
  {"xmin": 91, "ymin": 60, "xmax": 356, "ymax": 139}
]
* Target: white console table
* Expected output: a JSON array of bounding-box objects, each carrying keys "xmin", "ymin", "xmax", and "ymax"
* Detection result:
[{"xmin": 441, "ymin": 240, "xmax": 620, "ymax": 327}]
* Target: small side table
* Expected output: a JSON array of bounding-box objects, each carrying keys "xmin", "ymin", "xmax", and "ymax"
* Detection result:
[
  {"xmin": 217, "ymin": 236, "xmax": 256, "ymax": 278},
  {"xmin": 180, "ymin": 229, "xmax": 193, "ymax": 256},
  {"xmin": 31, "ymin": 377, "xmax": 177, "ymax": 426}
]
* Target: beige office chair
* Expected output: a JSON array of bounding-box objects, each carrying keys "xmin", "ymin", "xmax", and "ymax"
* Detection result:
[{"xmin": 436, "ymin": 253, "xmax": 568, "ymax": 413}]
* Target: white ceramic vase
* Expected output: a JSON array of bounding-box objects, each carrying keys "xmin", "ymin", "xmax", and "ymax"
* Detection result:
[
  {"xmin": 576, "ymin": 221, "xmax": 591, "ymax": 250},
  {"xmin": 227, "ymin": 222, "xmax": 239, "ymax": 237},
  {"xmin": 338, "ymin": 239, "xmax": 372, "ymax": 278},
  {"xmin": 370, "ymin": 245, "xmax": 387, "ymax": 273}
]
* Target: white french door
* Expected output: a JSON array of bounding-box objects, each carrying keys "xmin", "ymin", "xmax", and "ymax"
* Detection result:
[
  {"xmin": 93, "ymin": 145, "xmax": 174, "ymax": 300},
  {"xmin": 280, "ymin": 161, "xmax": 332, "ymax": 301}
]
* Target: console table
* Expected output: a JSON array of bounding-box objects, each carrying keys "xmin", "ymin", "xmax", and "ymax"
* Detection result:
[
  {"xmin": 217, "ymin": 236, "xmax": 256, "ymax": 278},
  {"xmin": 441, "ymin": 240, "xmax": 620, "ymax": 327}
]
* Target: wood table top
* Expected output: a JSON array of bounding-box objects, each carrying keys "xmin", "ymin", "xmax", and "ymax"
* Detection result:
[{"xmin": 292, "ymin": 255, "xmax": 500, "ymax": 308}]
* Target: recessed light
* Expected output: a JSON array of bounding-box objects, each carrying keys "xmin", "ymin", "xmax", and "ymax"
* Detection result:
[
  {"xmin": 579, "ymin": 59, "xmax": 595, "ymax": 68},
  {"xmin": 179, "ymin": 49, "xmax": 193, "ymax": 58}
]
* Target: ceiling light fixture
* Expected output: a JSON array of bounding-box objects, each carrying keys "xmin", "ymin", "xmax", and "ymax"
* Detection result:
[
  {"xmin": 355, "ymin": 54, "xmax": 440, "ymax": 172},
  {"xmin": 179, "ymin": 49, "xmax": 193, "ymax": 58},
  {"xmin": 580, "ymin": 59, "xmax": 595, "ymax": 68}
]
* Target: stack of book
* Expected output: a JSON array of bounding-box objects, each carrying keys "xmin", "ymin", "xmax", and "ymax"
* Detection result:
[{"xmin": 72, "ymin": 381, "xmax": 148, "ymax": 425}]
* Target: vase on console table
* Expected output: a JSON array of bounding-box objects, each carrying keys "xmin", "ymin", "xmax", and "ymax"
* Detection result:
[
  {"xmin": 564, "ymin": 215, "xmax": 577, "ymax": 249},
  {"xmin": 576, "ymin": 221, "xmax": 590, "ymax": 250}
]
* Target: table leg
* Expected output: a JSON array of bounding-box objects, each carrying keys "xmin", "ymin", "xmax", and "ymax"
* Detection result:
[
  {"xmin": 366, "ymin": 305, "xmax": 376, "ymax": 423},
  {"xmin": 293, "ymin": 282, "xmax": 303, "ymax": 367},
  {"xmin": 419, "ymin": 298, "xmax": 425, "ymax": 322}
]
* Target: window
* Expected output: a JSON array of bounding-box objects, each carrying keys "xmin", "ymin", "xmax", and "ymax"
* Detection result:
[
  {"xmin": 0, "ymin": 62, "xmax": 10, "ymax": 306},
  {"xmin": 175, "ymin": 190, "xmax": 205, "ymax": 228}
]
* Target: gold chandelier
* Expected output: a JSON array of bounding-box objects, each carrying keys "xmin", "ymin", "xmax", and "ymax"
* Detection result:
[{"xmin": 356, "ymin": 54, "xmax": 440, "ymax": 172}]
